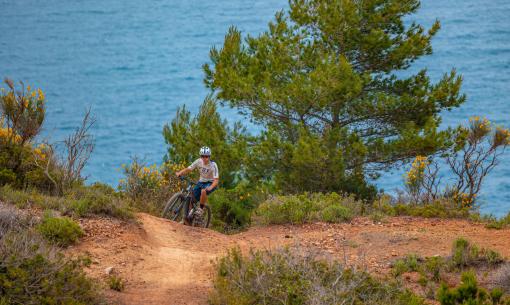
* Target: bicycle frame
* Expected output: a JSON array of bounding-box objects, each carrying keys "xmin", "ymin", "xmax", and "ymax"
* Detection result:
[
  {"xmin": 162, "ymin": 175, "xmax": 212, "ymax": 227},
  {"xmin": 178, "ymin": 176, "xmax": 200, "ymax": 218}
]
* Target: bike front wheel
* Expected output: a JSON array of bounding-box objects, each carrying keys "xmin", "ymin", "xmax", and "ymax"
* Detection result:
[
  {"xmin": 162, "ymin": 192, "xmax": 185, "ymax": 222},
  {"xmin": 191, "ymin": 205, "xmax": 211, "ymax": 228}
]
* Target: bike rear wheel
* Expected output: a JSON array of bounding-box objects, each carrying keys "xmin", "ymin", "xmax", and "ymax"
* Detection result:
[
  {"xmin": 191, "ymin": 205, "xmax": 211, "ymax": 228},
  {"xmin": 162, "ymin": 192, "xmax": 185, "ymax": 222}
]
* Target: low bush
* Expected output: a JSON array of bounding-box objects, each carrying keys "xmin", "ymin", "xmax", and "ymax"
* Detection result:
[
  {"xmin": 391, "ymin": 238, "xmax": 504, "ymax": 291},
  {"xmin": 321, "ymin": 204, "xmax": 352, "ymax": 223},
  {"xmin": 36, "ymin": 212, "xmax": 84, "ymax": 247},
  {"xmin": 118, "ymin": 158, "xmax": 182, "ymax": 214},
  {"xmin": 0, "ymin": 213, "xmax": 100, "ymax": 304},
  {"xmin": 485, "ymin": 212, "xmax": 510, "ymax": 230},
  {"xmin": 0, "ymin": 184, "xmax": 134, "ymax": 220},
  {"xmin": 392, "ymin": 254, "xmax": 421, "ymax": 277},
  {"xmin": 438, "ymin": 271, "xmax": 509, "ymax": 305},
  {"xmin": 208, "ymin": 181, "xmax": 268, "ymax": 233},
  {"xmin": 391, "ymin": 200, "xmax": 471, "ymax": 219},
  {"xmin": 108, "ymin": 274, "xmax": 125, "ymax": 292},
  {"xmin": 256, "ymin": 193, "xmax": 360, "ymax": 225},
  {"xmin": 210, "ymin": 247, "xmax": 424, "ymax": 305},
  {"xmin": 209, "ymin": 189, "xmax": 252, "ymax": 233},
  {"xmin": 450, "ymin": 238, "xmax": 503, "ymax": 269},
  {"xmin": 425, "ymin": 256, "xmax": 446, "ymax": 282},
  {"xmin": 65, "ymin": 183, "xmax": 133, "ymax": 219}
]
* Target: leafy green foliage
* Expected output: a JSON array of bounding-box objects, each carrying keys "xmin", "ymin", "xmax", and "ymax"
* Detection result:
[
  {"xmin": 450, "ymin": 238, "xmax": 503, "ymax": 269},
  {"xmin": 0, "ymin": 184, "xmax": 133, "ymax": 220},
  {"xmin": 321, "ymin": 204, "xmax": 352, "ymax": 223},
  {"xmin": 209, "ymin": 187, "xmax": 253, "ymax": 233},
  {"xmin": 438, "ymin": 271, "xmax": 510, "ymax": 305},
  {"xmin": 0, "ymin": 79, "xmax": 64, "ymax": 193},
  {"xmin": 247, "ymin": 128, "xmax": 377, "ymax": 200},
  {"xmin": 0, "ymin": 219, "xmax": 100, "ymax": 304},
  {"xmin": 204, "ymin": 0, "xmax": 465, "ymax": 197},
  {"xmin": 485, "ymin": 212, "xmax": 510, "ymax": 230},
  {"xmin": 66, "ymin": 183, "xmax": 133, "ymax": 219},
  {"xmin": 108, "ymin": 274, "xmax": 125, "ymax": 292},
  {"xmin": 392, "ymin": 254, "xmax": 421, "ymax": 277},
  {"xmin": 391, "ymin": 239, "xmax": 504, "ymax": 286},
  {"xmin": 210, "ymin": 247, "xmax": 424, "ymax": 305},
  {"xmin": 392, "ymin": 199, "xmax": 471, "ymax": 219},
  {"xmin": 162, "ymin": 96, "xmax": 248, "ymax": 189},
  {"xmin": 256, "ymin": 192, "xmax": 359, "ymax": 225},
  {"xmin": 36, "ymin": 212, "xmax": 84, "ymax": 247}
]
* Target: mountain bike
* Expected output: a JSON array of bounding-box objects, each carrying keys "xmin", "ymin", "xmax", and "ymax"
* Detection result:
[{"xmin": 161, "ymin": 176, "xmax": 212, "ymax": 228}]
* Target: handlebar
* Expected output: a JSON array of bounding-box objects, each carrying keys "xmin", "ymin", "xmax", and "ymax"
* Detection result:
[{"xmin": 178, "ymin": 175, "xmax": 196, "ymax": 185}]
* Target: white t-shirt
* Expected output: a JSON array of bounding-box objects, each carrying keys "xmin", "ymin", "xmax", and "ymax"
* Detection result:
[{"xmin": 188, "ymin": 158, "xmax": 219, "ymax": 182}]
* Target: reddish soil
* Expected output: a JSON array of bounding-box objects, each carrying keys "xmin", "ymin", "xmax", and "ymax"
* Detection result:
[{"xmin": 69, "ymin": 214, "xmax": 510, "ymax": 305}]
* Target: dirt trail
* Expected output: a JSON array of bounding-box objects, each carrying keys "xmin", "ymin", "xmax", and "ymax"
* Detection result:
[{"xmin": 70, "ymin": 213, "xmax": 510, "ymax": 305}]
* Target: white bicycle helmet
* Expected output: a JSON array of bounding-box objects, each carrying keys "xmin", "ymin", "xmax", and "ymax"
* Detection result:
[{"xmin": 199, "ymin": 146, "xmax": 211, "ymax": 156}]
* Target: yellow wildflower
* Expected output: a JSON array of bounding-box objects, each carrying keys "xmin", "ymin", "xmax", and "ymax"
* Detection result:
[{"xmin": 37, "ymin": 89, "xmax": 45, "ymax": 101}]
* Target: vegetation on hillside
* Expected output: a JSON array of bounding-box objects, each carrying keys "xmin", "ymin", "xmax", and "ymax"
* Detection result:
[
  {"xmin": 210, "ymin": 247, "xmax": 425, "ymax": 305},
  {"xmin": 2, "ymin": 0, "xmax": 510, "ymax": 303},
  {"xmin": 0, "ymin": 204, "xmax": 101, "ymax": 304},
  {"xmin": 392, "ymin": 238, "xmax": 510, "ymax": 304},
  {"xmin": 203, "ymin": 0, "xmax": 465, "ymax": 199}
]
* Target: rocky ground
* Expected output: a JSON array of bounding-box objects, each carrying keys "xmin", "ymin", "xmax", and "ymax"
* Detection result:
[{"xmin": 68, "ymin": 213, "xmax": 510, "ymax": 305}]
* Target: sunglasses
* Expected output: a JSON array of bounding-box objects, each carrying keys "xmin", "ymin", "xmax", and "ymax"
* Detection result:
[{"xmin": 200, "ymin": 155, "xmax": 210, "ymax": 158}]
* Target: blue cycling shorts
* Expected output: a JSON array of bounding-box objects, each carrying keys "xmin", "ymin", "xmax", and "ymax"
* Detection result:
[{"xmin": 192, "ymin": 181, "xmax": 217, "ymax": 202}]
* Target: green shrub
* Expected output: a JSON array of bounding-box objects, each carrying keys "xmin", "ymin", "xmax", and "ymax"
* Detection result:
[
  {"xmin": 162, "ymin": 96, "xmax": 249, "ymax": 190},
  {"xmin": 392, "ymin": 254, "xmax": 422, "ymax": 277},
  {"xmin": 392, "ymin": 200, "xmax": 470, "ymax": 219},
  {"xmin": 256, "ymin": 193, "xmax": 359, "ymax": 225},
  {"xmin": 66, "ymin": 183, "xmax": 133, "ymax": 219},
  {"xmin": 0, "ymin": 168, "xmax": 16, "ymax": 185},
  {"xmin": 210, "ymin": 247, "xmax": 424, "ymax": 305},
  {"xmin": 0, "ymin": 227, "xmax": 100, "ymax": 304},
  {"xmin": 485, "ymin": 213, "xmax": 510, "ymax": 230},
  {"xmin": 424, "ymin": 256, "xmax": 446, "ymax": 282},
  {"xmin": 118, "ymin": 158, "xmax": 181, "ymax": 214},
  {"xmin": 448, "ymin": 238, "xmax": 502, "ymax": 270},
  {"xmin": 321, "ymin": 204, "xmax": 352, "ymax": 223},
  {"xmin": 108, "ymin": 274, "xmax": 125, "ymax": 291},
  {"xmin": 209, "ymin": 188, "xmax": 252, "ymax": 233},
  {"xmin": 369, "ymin": 210, "xmax": 387, "ymax": 223},
  {"xmin": 36, "ymin": 212, "xmax": 84, "ymax": 247},
  {"xmin": 0, "ymin": 184, "xmax": 133, "ymax": 220},
  {"xmin": 438, "ymin": 271, "xmax": 509, "ymax": 305},
  {"xmin": 391, "ymin": 239, "xmax": 503, "ymax": 287}
]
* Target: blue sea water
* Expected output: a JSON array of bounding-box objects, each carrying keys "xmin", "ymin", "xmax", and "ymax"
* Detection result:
[{"xmin": 1, "ymin": 0, "xmax": 509, "ymax": 216}]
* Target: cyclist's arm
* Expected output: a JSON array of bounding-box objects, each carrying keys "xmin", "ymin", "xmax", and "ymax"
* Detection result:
[
  {"xmin": 207, "ymin": 178, "xmax": 219, "ymax": 191},
  {"xmin": 176, "ymin": 167, "xmax": 192, "ymax": 177},
  {"xmin": 177, "ymin": 159, "xmax": 199, "ymax": 177},
  {"xmin": 206, "ymin": 163, "xmax": 219, "ymax": 191}
]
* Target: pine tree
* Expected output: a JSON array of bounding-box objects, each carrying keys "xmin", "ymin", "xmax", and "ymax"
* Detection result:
[{"xmin": 203, "ymin": 0, "xmax": 465, "ymax": 196}]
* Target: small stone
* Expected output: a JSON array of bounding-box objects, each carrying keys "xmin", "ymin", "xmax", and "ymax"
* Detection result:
[
  {"xmin": 284, "ymin": 235, "xmax": 292, "ymax": 238},
  {"xmin": 105, "ymin": 267, "xmax": 114, "ymax": 275}
]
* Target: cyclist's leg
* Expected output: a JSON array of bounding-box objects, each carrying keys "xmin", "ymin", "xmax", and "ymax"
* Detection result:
[
  {"xmin": 184, "ymin": 183, "xmax": 204, "ymax": 224},
  {"xmin": 199, "ymin": 182, "xmax": 216, "ymax": 207}
]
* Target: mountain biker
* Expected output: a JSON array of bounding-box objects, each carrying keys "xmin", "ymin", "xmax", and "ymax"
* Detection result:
[{"xmin": 175, "ymin": 146, "xmax": 219, "ymax": 224}]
